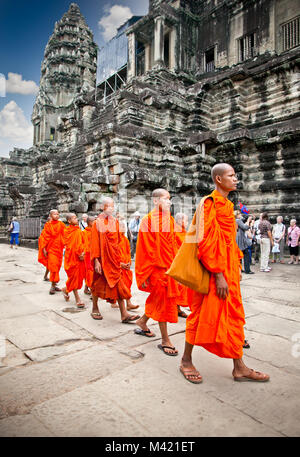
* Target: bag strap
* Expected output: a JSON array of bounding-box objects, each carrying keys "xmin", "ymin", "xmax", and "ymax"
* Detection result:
[{"xmin": 186, "ymin": 194, "xmax": 215, "ymax": 244}]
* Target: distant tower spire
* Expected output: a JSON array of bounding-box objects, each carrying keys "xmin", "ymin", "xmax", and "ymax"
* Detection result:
[{"xmin": 32, "ymin": 3, "xmax": 97, "ymax": 145}]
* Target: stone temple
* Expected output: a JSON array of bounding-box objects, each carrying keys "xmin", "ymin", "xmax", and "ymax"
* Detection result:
[{"xmin": 0, "ymin": 0, "xmax": 299, "ymax": 239}]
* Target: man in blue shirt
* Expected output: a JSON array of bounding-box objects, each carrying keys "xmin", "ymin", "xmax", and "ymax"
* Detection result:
[{"xmin": 9, "ymin": 217, "xmax": 20, "ymax": 249}]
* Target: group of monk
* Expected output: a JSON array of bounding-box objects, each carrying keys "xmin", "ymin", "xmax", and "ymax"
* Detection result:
[{"xmin": 38, "ymin": 163, "xmax": 270, "ymax": 384}]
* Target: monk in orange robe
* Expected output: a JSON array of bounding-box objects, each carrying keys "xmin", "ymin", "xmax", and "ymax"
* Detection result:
[
  {"xmin": 174, "ymin": 212, "xmax": 190, "ymax": 318},
  {"xmin": 119, "ymin": 220, "xmax": 139, "ymax": 311},
  {"xmin": 82, "ymin": 216, "xmax": 95, "ymax": 296},
  {"xmin": 38, "ymin": 209, "xmax": 65, "ymax": 294},
  {"xmin": 38, "ymin": 219, "xmax": 50, "ymax": 281},
  {"xmin": 180, "ymin": 163, "xmax": 270, "ymax": 383},
  {"xmin": 62, "ymin": 213, "xmax": 86, "ymax": 308},
  {"xmin": 134, "ymin": 189, "xmax": 181, "ymax": 354},
  {"xmin": 90, "ymin": 197, "xmax": 140, "ymax": 323}
]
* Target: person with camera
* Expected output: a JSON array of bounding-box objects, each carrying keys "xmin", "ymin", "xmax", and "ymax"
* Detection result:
[
  {"xmin": 235, "ymin": 210, "xmax": 254, "ymax": 274},
  {"xmin": 8, "ymin": 216, "xmax": 20, "ymax": 249},
  {"xmin": 286, "ymin": 219, "xmax": 300, "ymax": 265},
  {"xmin": 258, "ymin": 212, "xmax": 273, "ymax": 272}
]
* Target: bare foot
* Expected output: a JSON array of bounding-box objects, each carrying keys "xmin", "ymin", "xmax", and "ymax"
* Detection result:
[
  {"xmin": 232, "ymin": 366, "xmax": 269, "ymax": 382},
  {"xmin": 126, "ymin": 303, "xmax": 139, "ymax": 311},
  {"xmin": 111, "ymin": 302, "xmax": 119, "ymax": 308},
  {"xmin": 62, "ymin": 287, "xmax": 70, "ymax": 301},
  {"xmin": 180, "ymin": 360, "xmax": 202, "ymax": 383}
]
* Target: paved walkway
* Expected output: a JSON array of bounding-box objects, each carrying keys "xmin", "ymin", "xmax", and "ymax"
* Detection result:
[{"xmin": 0, "ymin": 244, "xmax": 299, "ymax": 437}]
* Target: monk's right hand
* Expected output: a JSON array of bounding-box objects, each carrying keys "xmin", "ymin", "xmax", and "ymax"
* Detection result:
[
  {"xmin": 43, "ymin": 248, "xmax": 48, "ymax": 257},
  {"xmin": 215, "ymin": 273, "xmax": 229, "ymax": 300},
  {"xmin": 94, "ymin": 259, "xmax": 102, "ymax": 275}
]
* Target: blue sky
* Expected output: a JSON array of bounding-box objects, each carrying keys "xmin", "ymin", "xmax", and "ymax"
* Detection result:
[{"xmin": 0, "ymin": 0, "xmax": 149, "ymax": 157}]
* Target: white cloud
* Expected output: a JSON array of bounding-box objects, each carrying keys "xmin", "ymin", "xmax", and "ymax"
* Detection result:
[
  {"xmin": 0, "ymin": 101, "xmax": 33, "ymax": 156},
  {"xmin": 99, "ymin": 5, "xmax": 133, "ymax": 41},
  {"xmin": 0, "ymin": 73, "xmax": 5, "ymax": 97},
  {"xmin": 5, "ymin": 72, "xmax": 39, "ymax": 95}
]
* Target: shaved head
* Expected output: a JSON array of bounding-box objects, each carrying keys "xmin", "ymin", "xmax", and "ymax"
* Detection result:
[
  {"xmin": 87, "ymin": 216, "xmax": 95, "ymax": 225},
  {"xmin": 152, "ymin": 188, "xmax": 168, "ymax": 198},
  {"xmin": 100, "ymin": 196, "xmax": 114, "ymax": 209},
  {"xmin": 211, "ymin": 163, "xmax": 234, "ymax": 183},
  {"xmin": 66, "ymin": 213, "xmax": 76, "ymax": 222},
  {"xmin": 49, "ymin": 209, "xmax": 58, "ymax": 215}
]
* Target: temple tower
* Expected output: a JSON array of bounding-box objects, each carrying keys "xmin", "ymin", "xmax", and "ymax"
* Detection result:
[{"xmin": 32, "ymin": 3, "xmax": 97, "ymax": 145}]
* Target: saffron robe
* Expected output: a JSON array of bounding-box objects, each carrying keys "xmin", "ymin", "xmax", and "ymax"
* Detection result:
[
  {"xmin": 63, "ymin": 225, "xmax": 85, "ymax": 293},
  {"xmin": 38, "ymin": 220, "xmax": 65, "ymax": 283},
  {"xmin": 135, "ymin": 209, "xmax": 181, "ymax": 323},
  {"xmin": 82, "ymin": 226, "xmax": 93, "ymax": 288},
  {"xmin": 186, "ymin": 189, "xmax": 245, "ymax": 359},
  {"xmin": 90, "ymin": 214, "xmax": 131, "ymax": 302},
  {"xmin": 174, "ymin": 224, "xmax": 189, "ymax": 308},
  {"xmin": 119, "ymin": 232, "xmax": 133, "ymax": 298}
]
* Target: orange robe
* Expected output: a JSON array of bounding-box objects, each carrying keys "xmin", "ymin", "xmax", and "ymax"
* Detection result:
[
  {"xmin": 186, "ymin": 189, "xmax": 245, "ymax": 359},
  {"xmin": 119, "ymin": 232, "xmax": 133, "ymax": 298},
  {"xmin": 63, "ymin": 225, "xmax": 85, "ymax": 293},
  {"xmin": 38, "ymin": 220, "xmax": 65, "ymax": 283},
  {"xmin": 90, "ymin": 214, "xmax": 131, "ymax": 303},
  {"xmin": 174, "ymin": 224, "xmax": 189, "ymax": 308},
  {"xmin": 135, "ymin": 209, "xmax": 181, "ymax": 323},
  {"xmin": 82, "ymin": 226, "xmax": 93, "ymax": 288}
]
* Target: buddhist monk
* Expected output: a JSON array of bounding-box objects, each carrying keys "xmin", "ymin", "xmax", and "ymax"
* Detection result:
[
  {"xmin": 180, "ymin": 163, "xmax": 270, "ymax": 383},
  {"xmin": 134, "ymin": 189, "xmax": 181, "ymax": 352},
  {"xmin": 62, "ymin": 213, "xmax": 86, "ymax": 308},
  {"xmin": 38, "ymin": 218, "xmax": 50, "ymax": 281},
  {"xmin": 90, "ymin": 196, "xmax": 140, "ymax": 323},
  {"xmin": 82, "ymin": 216, "xmax": 95, "ymax": 296},
  {"xmin": 174, "ymin": 212, "xmax": 190, "ymax": 319},
  {"xmin": 119, "ymin": 219, "xmax": 139, "ymax": 311},
  {"xmin": 38, "ymin": 209, "xmax": 65, "ymax": 294}
]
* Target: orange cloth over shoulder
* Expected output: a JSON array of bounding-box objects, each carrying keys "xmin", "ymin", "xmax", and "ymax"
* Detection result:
[
  {"xmin": 38, "ymin": 220, "xmax": 65, "ymax": 283},
  {"xmin": 90, "ymin": 214, "xmax": 131, "ymax": 302},
  {"xmin": 63, "ymin": 225, "xmax": 85, "ymax": 293},
  {"xmin": 186, "ymin": 190, "xmax": 245, "ymax": 359},
  {"xmin": 135, "ymin": 209, "xmax": 181, "ymax": 323},
  {"xmin": 174, "ymin": 223, "xmax": 189, "ymax": 308},
  {"xmin": 82, "ymin": 226, "xmax": 93, "ymax": 288},
  {"xmin": 119, "ymin": 232, "xmax": 133, "ymax": 296}
]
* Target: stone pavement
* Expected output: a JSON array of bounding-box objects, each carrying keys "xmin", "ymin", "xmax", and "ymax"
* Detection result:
[{"xmin": 0, "ymin": 244, "xmax": 299, "ymax": 437}]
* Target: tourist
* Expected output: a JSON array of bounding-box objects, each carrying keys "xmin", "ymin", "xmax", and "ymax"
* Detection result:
[
  {"xmin": 79, "ymin": 213, "xmax": 88, "ymax": 231},
  {"xmin": 38, "ymin": 209, "xmax": 65, "ymax": 295},
  {"xmin": 134, "ymin": 189, "xmax": 181, "ymax": 351},
  {"xmin": 258, "ymin": 212, "xmax": 273, "ymax": 272},
  {"xmin": 271, "ymin": 216, "xmax": 286, "ymax": 264},
  {"xmin": 253, "ymin": 213, "xmax": 263, "ymax": 263},
  {"xmin": 62, "ymin": 213, "xmax": 86, "ymax": 308},
  {"xmin": 174, "ymin": 212, "xmax": 190, "ymax": 318},
  {"xmin": 180, "ymin": 163, "xmax": 269, "ymax": 383},
  {"xmin": 235, "ymin": 210, "xmax": 254, "ymax": 274},
  {"xmin": 90, "ymin": 197, "xmax": 140, "ymax": 323},
  {"xmin": 82, "ymin": 216, "xmax": 95, "ymax": 295},
  {"xmin": 286, "ymin": 219, "xmax": 300, "ymax": 265},
  {"xmin": 119, "ymin": 219, "xmax": 139, "ymax": 311},
  {"xmin": 8, "ymin": 216, "xmax": 20, "ymax": 249},
  {"xmin": 128, "ymin": 211, "xmax": 141, "ymax": 259}
]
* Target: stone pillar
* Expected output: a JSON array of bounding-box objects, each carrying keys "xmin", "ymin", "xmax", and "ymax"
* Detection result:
[
  {"xmin": 169, "ymin": 27, "xmax": 176, "ymax": 70},
  {"xmin": 154, "ymin": 16, "xmax": 165, "ymax": 68},
  {"xmin": 127, "ymin": 32, "xmax": 136, "ymax": 80},
  {"xmin": 145, "ymin": 44, "xmax": 151, "ymax": 72}
]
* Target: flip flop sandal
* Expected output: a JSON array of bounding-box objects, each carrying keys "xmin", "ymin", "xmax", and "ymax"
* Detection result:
[
  {"xmin": 54, "ymin": 287, "xmax": 61, "ymax": 292},
  {"xmin": 134, "ymin": 328, "xmax": 156, "ymax": 338},
  {"xmin": 76, "ymin": 303, "xmax": 85, "ymax": 309},
  {"xmin": 233, "ymin": 369, "xmax": 270, "ymax": 382},
  {"xmin": 122, "ymin": 315, "xmax": 140, "ymax": 324},
  {"xmin": 49, "ymin": 289, "xmax": 56, "ymax": 295},
  {"xmin": 243, "ymin": 340, "xmax": 250, "ymax": 349},
  {"xmin": 178, "ymin": 310, "xmax": 188, "ymax": 318},
  {"xmin": 157, "ymin": 344, "xmax": 178, "ymax": 356},
  {"xmin": 179, "ymin": 366, "xmax": 203, "ymax": 384},
  {"xmin": 91, "ymin": 312, "xmax": 103, "ymax": 320},
  {"xmin": 62, "ymin": 291, "xmax": 70, "ymax": 301}
]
